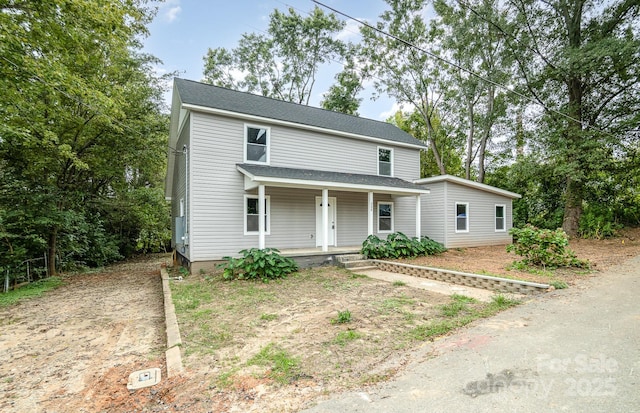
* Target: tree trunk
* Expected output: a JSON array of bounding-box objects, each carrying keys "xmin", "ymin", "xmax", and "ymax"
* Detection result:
[
  {"xmin": 47, "ymin": 228, "xmax": 57, "ymax": 276},
  {"xmin": 465, "ymin": 101, "xmax": 475, "ymax": 180},
  {"xmin": 563, "ymin": 177, "xmax": 582, "ymax": 236}
]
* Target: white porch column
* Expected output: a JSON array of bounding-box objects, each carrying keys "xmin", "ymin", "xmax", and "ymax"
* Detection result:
[
  {"xmin": 415, "ymin": 194, "xmax": 421, "ymax": 238},
  {"xmin": 258, "ymin": 184, "xmax": 265, "ymax": 249},
  {"xmin": 367, "ymin": 192, "xmax": 374, "ymax": 236},
  {"xmin": 322, "ymin": 188, "xmax": 329, "ymax": 252}
]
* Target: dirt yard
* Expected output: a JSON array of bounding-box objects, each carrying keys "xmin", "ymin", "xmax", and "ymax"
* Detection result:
[{"xmin": 0, "ymin": 228, "xmax": 638, "ymax": 412}]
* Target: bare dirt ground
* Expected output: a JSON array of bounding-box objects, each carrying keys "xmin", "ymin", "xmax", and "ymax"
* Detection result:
[
  {"xmin": 0, "ymin": 228, "xmax": 638, "ymax": 412},
  {"xmin": 0, "ymin": 257, "xmax": 167, "ymax": 413},
  {"xmin": 405, "ymin": 227, "xmax": 640, "ymax": 285}
]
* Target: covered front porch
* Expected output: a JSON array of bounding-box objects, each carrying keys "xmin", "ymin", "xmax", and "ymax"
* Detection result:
[{"xmin": 237, "ymin": 163, "xmax": 430, "ymax": 253}]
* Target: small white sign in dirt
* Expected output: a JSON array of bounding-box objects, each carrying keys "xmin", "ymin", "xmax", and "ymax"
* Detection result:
[{"xmin": 127, "ymin": 367, "xmax": 161, "ymax": 390}]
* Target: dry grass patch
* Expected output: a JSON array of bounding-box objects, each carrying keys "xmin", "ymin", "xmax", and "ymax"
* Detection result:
[{"xmin": 171, "ymin": 266, "xmax": 519, "ymax": 401}]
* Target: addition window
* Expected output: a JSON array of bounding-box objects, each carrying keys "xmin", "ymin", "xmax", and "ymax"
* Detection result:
[
  {"xmin": 245, "ymin": 125, "xmax": 270, "ymax": 164},
  {"xmin": 378, "ymin": 202, "xmax": 394, "ymax": 233},
  {"xmin": 378, "ymin": 147, "xmax": 393, "ymax": 176},
  {"xmin": 244, "ymin": 195, "xmax": 270, "ymax": 234},
  {"xmin": 495, "ymin": 204, "xmax": 506, "ymax": 231},
  {"xmin": 455, "ymin": 202, "xmax": 469, "ymax": 232}
]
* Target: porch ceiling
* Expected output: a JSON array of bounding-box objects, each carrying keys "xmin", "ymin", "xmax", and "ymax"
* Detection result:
[{"xmin": 237, "ymin": 163, "xmax": 430, "ymax": 196}]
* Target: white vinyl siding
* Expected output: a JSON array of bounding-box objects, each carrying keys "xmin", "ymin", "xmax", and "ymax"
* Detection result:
[
  {"xmin": 455, "ymin": 202, "xmax": 469, "ymax": 233},
  {"xmin": 183, "ymin": 111, "xmax": 423, "ymax": 261},
  {"xmin": 378, "ymin": 202, "xmax": 394, "ymax": 233},
  {"xmin": 417, "ymin": 180, "xmax": 515, "ymax": 248},
  {"xmin": 495, "ymin": 204, "xmax": 506, "ymax": 232},
  {"xmin": 269, "ymin": 125, "xmax": 419, "ymax": 180},
  {"xmin": 377, "ymin": 146, "xmax": 393, "ymax": 176},
  {"xmin": 244, "ymin": 195, "xmax": 270, "ymax": 235}
]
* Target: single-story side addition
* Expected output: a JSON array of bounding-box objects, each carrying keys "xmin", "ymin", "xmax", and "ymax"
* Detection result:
[{"xmin": 415, "ymin": 175, "xmax": 522, "ymax": 248}]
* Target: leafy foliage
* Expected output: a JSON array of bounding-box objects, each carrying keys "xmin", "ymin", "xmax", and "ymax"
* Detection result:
[
  {"xmin": 203, "ymin": 6, "xmax": 349, "ymax": 106},
  {"xmin": 507, "ymin": 225, "xmax": 589, "ymax": 269},
  {"xmin": 361, "ymin": 232, "xmax": 446, "ymax": 259},
  {"xmin": 578, "ymin": 204, "xmax": 622, "ymax": 239},
  {"xmin": 0, "ymin": 1, "xmax": 170, "ymax": 275},
  {"xmin": 219, "ymin": 248, "xmax": 299, "ymax": 282},
  {"xmin": 331, "ymin": 309, "xmax": 352, "ymax": 324}
]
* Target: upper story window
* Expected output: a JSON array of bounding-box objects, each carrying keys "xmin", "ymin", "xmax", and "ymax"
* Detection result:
[
  {"xmin": 378, "ymin": 147, "xmax": 393, "ymax": 176},
  {"xmin": 495, "ymin": 204, "xmax": 506, "ymax": 232},
  {"xmin": 455, "ymin": 202, "xmax": 469, "ymax": 232},
  {"xmin": 245, "ymin": 125, "xmax": 270, "ymax": 164}
]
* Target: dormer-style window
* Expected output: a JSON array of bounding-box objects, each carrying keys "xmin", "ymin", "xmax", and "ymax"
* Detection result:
[
  {"xmin": 378, "ymin": 147, "xmax": 393, "ymax": 176},
  {"xmin": 245, "ymin": 125, "xmax": 270, "ymax": 164}
]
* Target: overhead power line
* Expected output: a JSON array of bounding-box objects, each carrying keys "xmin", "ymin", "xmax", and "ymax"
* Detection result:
[{"xmin": 311, "ymin": 0, "xmax": 619, "ymax": 138}]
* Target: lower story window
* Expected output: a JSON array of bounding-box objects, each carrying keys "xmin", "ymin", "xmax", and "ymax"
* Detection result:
[
  {"xmin": 245, "ymin": 195, "xmax": 270, "ymax": 234},
  {"xmin": 378, "ymin": 202, "xmax": 394, "ymax": 233},
  {"xmin": 495, "ymin": 204, "xmax": 506, "ymax": 231},
  {"xmin": 455, "ymin": 202, "xmax": 468, "ymax": 232}
]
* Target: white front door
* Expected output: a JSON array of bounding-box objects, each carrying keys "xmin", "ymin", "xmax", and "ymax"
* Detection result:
[{"xmin": 315, "ymin": 196, "xmax": 337, "ymax": 247}]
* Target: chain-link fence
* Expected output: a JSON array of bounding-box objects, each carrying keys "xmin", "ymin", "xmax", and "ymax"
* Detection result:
[{"xmin": 2, "ymin": 254, "xmax": 50, "ymax": 293}]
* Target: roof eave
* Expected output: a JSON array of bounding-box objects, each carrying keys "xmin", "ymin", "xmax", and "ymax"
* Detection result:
[
  {"xmin": 182, "ymin": 103, "xmax": 428, "ymax": 151},
  {"xmin": 237, "ymin": 165, "xmax": 430, "ymax": 196}
]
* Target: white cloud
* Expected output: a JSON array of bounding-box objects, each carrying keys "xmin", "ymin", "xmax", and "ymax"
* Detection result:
[
  {"xmin": 336, "ymin": 19, "xmax": 363, "ymax": 41},
  {"xmin": 165, "ymin": 6, "xmax": 182, "ymax": 23},
  {"xmin": 378, "ymin": 102, "xmax": 404, "ymax": 120}
]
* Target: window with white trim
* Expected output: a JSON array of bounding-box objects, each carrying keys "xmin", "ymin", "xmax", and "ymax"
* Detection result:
[
  {"xmin": 244, "ymin": 195, "xmax": 270, "ymax": 234},
  {"xmin": 495, "ymin": 204, "xmax": 506, "ymax": 231},
  {"xmin": 378, "ymin": 201, "xmax": 394, "ymax": 233},
  {"xmin": 378, "ymin": 147, "xmax": 393, "ymax": 176},
  {"xmin": 245, "ymin": 125, "xmax": 269, "ymax": 163},
  {"xmin": 455, "ymin": 202, "xmax": 468, "ymax": 232}
]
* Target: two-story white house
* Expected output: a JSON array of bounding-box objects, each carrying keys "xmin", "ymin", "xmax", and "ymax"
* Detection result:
[{"xmin": 166, "ymin": 79, "xmax": 431, "ymax": 271}]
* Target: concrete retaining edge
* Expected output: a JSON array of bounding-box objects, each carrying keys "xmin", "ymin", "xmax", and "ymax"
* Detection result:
[
  {"xmin": 372, "ymin": 260, "xmax": 550, "ymax": 295},
  {"xmin": 160, "ymin": 267, "xmax": 184, "ymax": 377}
]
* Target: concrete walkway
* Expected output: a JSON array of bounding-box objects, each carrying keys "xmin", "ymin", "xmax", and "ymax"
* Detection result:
[{"xmin": 304, "ymin": 255, "xmax": 640, "ymax": 413}]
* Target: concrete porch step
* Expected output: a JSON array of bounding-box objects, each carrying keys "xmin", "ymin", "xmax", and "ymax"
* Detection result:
[
  {"xmin": 336, "ymin": 254, "xmax": 365, "ymax": 264},
  {"xmin": 342, "ymin": 260, "xmax": 375, "ymax": 269}
]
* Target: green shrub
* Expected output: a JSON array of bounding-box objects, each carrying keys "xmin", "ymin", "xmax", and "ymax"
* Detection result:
[
  {"xmin": 361, "ymin": 232, "xmax": 445, "ymax": 259},
  {"xmin": 218, "ymin": 248, "xmax": 298, "ymax": 281},
  {"xmin": 578, "ymin": 206, "xmax": 621, "ymax": 239},
  {"xmin": 507, "ymin": 225, "xmax": 589, "ymax": 269},
  {"xmin": 331, "ymin": 309, "xmax": 352, "ymax": 324}
]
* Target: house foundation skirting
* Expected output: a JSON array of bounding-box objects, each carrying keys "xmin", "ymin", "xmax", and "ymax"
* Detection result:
[{"xmin": 372, "ymin": 260, "xmax": 549, "ymax": 295}]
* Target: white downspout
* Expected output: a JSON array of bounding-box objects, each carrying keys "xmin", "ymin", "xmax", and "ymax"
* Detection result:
[{"xmin": 183, "ymin": 145, "xmax": 189, "ymax": 246}]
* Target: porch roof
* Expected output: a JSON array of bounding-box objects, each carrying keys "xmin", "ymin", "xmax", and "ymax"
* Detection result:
[{"xmin": 237, "ymin": 164, "xmax": 430, "ymax": 196}]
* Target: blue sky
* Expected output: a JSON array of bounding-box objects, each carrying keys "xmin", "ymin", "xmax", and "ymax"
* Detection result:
[{"xmin": 142, "ymin": 0, "xmax": 401, "ymax": 120}]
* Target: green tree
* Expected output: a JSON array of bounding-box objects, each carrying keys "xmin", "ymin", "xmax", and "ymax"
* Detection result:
[
  {"xmin": 203, "ymin": 6, "xmax": 348, "ymax": 105},
  {"xmin": 499, "ymin": 0, "xmax": 640, "ymax": 235},
  {"xmin": 320, "ymin": 49, "xmax": 363, "ymax": 115},
  {"xmin": 361, "ymin": 0, "xmax": 458, "ymax": 174},
  {"xmin": 0, "ymin": 1, "xmax": 169, "ymax": 275},
  {"xmin": 389, "ymin": 110, "xmax": 464, "ymax": 178},
  {"xmin": 431, "ymin": 0, "xmax": 513, "ymax": 182}
]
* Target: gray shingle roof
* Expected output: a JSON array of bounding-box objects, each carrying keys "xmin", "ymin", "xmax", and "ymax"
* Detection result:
[
  {"xmin": 175, "ymin": 78, "xmax": 426, "ymax": 148},
  {"xmin": 237, "ymin": 163, "xmax": 429, "ymax": 194}
]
